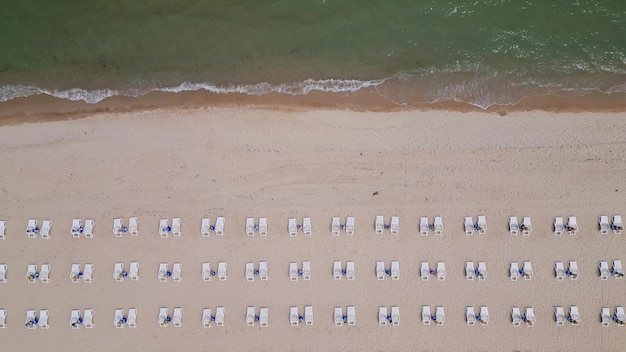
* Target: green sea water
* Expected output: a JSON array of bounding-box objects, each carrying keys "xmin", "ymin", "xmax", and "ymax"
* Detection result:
[{"xmin": 0, "ymin": 0, "xmax": 624, "ymax": 108}]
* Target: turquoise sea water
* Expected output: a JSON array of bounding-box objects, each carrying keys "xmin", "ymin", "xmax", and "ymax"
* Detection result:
[{"xmin": 0, "ymin": 0, "xmax": 624, "ymax": 108}]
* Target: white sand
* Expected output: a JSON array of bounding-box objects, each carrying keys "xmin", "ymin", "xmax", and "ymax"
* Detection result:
[{"xmin": 0, "ymin": 107, "xmax": 625, "ymax": 351}]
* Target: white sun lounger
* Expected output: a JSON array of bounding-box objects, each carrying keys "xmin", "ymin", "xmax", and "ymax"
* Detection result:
[
  {"xmin": 333, "ymin": 261, "xmax": 342, "ymax": 280},
  {"xmin": 290, "ymin": 306, "xmax": 299, "ymax": 326},
  {"xmin": 334, "ymin": 307, "xmax": 343, "ymax": 326},
  {"xmin": 83, "ymin": 309, "xmax": 93, "ymax": 328},
  {"xmin": 159, "ymin": 219, "xmax": 169, "ymax": 238},
  {"xmin": 525, "ymin": 307, "xmax": 536, "ymax": 327},
  {"xmin": 420, "ymin": 217, "xmax": 429, "ymax": 236},
  {"xmin": 466, "ymin": 307, "xmax": 476, "ymax": 326},
  {"xmin": 288, "ymin": 218, "xmax": 297, "ymax": 237},
  {"xmin": 218, "ymin": 262, "xmax": 227, "ymax": 281},
  {"xmin": 259, "ymin": 261, "xmax": 268, "ymax": 280},
  {"xmin": 510, "ymin": 262, "xmax": 519, "ymax": 281},
  {"xmin": 601, "ymin": 307, "xmax": 611, "ymax": 327},
  {"xmin": 379, "ymin": 307, "xmax": 388, "ymax": 326},
  {"xmin": 127, "ymin": 308, "xmax": 137, "ymax": 328},
  {"xmin": 509, "ymin": 216, "xmax": 519, "ymax": 235},
  {"xmin": 202, "ymin": 308, "xmax": 212, "ymax": 328},
  {"xmin": 522, "ymin": 261, "xmax": 533, "ymax": 280},
  {"xmin": 420, "ymin": 262, "xmax": 430, "ymax": 281},
  {"xmin": 391, "ymin": 306, "xmax": 400, "ymax": 325},
  {"xmin": 83, "ymin": 264, "xmax": 93, "ymax": 283},
  {"xmin": 302, "ymin": 217, "xmax": 312, "ymax": 236},
  {"xmin": 113, "ymin": 262, "xmax": 124, "ymax": 282},
  {"xmin": 158, "ymin": 308, "xmax": 168, "ymax": 327},
  {"xmin": 346, "ymin": 261, "xmax": 355, "ymax": 280},
  {"xmin": 289, "ymin": 262, "xmax": 298, "ymax": 281},
  {"xmin": 437, "ymin": 262, "xmax": 446, "ymax": 281},
  {"xmin": 375, "ymin": 215, "xmax": 384, "ymax": 235},
  {"xmin": 158, "ymin": 263, "xmax": 168, "ymax": 282},
  {"xmin": 246, "ymin": 218, "xmax": 255, "ymax": 236},
  {"xmin": 477, "ymin": 215, "xmax": 487, "ymax": 234},
  {"xmin": 128, "ymin": 217, "xmax": 138, "ymax": 236},
  {"xmin": 435, "ymin": 307, "xmax": 444, "ymax": 325},
  {"xmin": 304, "ymin": 306, "xmax": 313, "ymax": 325},
  {"xmin": 613, "ymin": 215, "xmax": 623, "ymax": 234},
  {"xmin": 567, "ymin": 216, "xmax": 577, "ymax": 235},
  {"xmin": 569, "ymin": 261, "xmax": 579, "ymax": 280},
  {"xmin": 40, "ymin": 264, "xmax": 50, "ymax": 284},
  {"xmin": 71, "ymin": 219, "xmax": 81, "ymax": 238},
  {"xmin": 555, "ymin": 262, "xmax": 565, "ymax": 281},
  {"xmin": 0, "ymin": 220, "xmax": 5, "ymax": 240},
  {"xmin": 600, "ymin": 261, "xmax": 610, "ymax": 280},
  {"xmin": 247, "ymin": 307, "xmax": 256, "ymax": 326},
  {"xmin": 477, "ymin": 262, "xmax": 487, "ymax": 280},
  {"xmin": 26, "ymin": 264, "xmax": 37, "ymax": 283},
  {"xmin": 554, "ymin": 217, "xmax": 564, "ymax": 236},
  {"xmin": 215, "ymin": 307, "xmax": 225, "ymax": 326},
  {"xmin": 464, "ymin": 217, "xmax": 474, "ymax": 235},
  {"xmin": 599, "ymin": 215, "xmax": 610, "ymax": 235},
  {"xmin": 70, "ymin": 264, "xmax": 80, "ymax": 283},
  {"xmin": 521, "ymin": 217, "xmax": 532, "ymax": 235},
  {"xmin": 171, "ymin": 263, "xmax": 182, "ymax": 282},
  {"xmin": 465, "ymin": 261, "xmax": 475, "ymax": 280},
  {"xmin": 130, "ymin": 262, "xmax": 139, "ymax": 281},
  {"xmin": 258, "ymin": 217, "xmax": 268, "ymax": 236},
  {"xmin": 555, "ymin": 306, "xmax": 565, "ymax": 326},
  {"xmin": 346, "ymin": 306, "xmax": 356, "ymax": 326},
  {"xmin": 479, "ymin": 306, "xmax": 490, "ymax": 325},
  {"xmin": 345, "ymin": 216, "xmax": 355, "ymax": 235},
  {"xmin": 331, "ymin": 217, "xmax": 340, "ymax": 236},
  {"xmin": 511, "ymin": 307, "xmax": 522, "ymax": 326},
  {"xmin": 39, "ymin": 310, "xmax": 49, "ymax": 329},
  {"xmin": 616, "ymin": 307, "xmax": 626, "ymax": 326},
  {"xmin": 390, "ymin": 261, "xmax": 399, "ymax": 280},
  {"xmin": 83, "ymin": 219, "xmax": 94, "ymax": 238},
  {"xmin": 433, "ymin": 216, "xmax": 443, "ymax": 236},
  {"xmin": 113, "ymin": 218, "xmax": 123, "ymax": 237},
  {"xmin": 214, "ymin": 217, "xmax": 225, "ymax": 236},
  {"xmin": 40, "ymin": 220, "xmax": 51, "ymax": 239},
  {"xmin": 171, "ymin": 218, "xmax": 181, "ymax": 237},
  {"xmin": 613, "ymin": 260, "xmax": 624, "ymax": 279},
  {"xmin": 201, "ymin": 218, "xmax": 210, "ymax": 237},
  {"xmin": 390, "ymin": 216, "xmax": 399, "ymax": 235},
  {"xmin": 172, "ymin": 308, "xmax": 182, "ymax": 327},
  {"xmin": 202, "ymin": 263, "xmax": 211, "ymax": 281},
  {"xmin": 302, "ymin": 261, "xmax": 311, "ymax": 280},
  {"xmin": 259, "ymin": 308, "xmax": 268, "ymax": 327},
  {"xmin": 376, "ymin": 261, "xmax": 385, "ymax": 280},
  {"xmin": 0, "ymin": 264, "xmax": 6, "ymax": 283},
  {"xmin": 245, "ymin": 263, "xmax": 255, "ymax": 282},
  {"xmin": 70, "ymin": 309, "xmax": 81, "ymax": 329},
  {"xmin": 569, "ymin": 306, "xmax": 580, "ymax": 325},
  {"xmin": 26, "ymin": 309, "xmax": 37, "ymax": 329},
  {"xmin": 26, "ymin": 219, "xmax": 37, "ymax": 238},
  {"xmin": 114, "ymin": 309, "xmax": 125, "ymax": 328},
  {"xmin": 422, "ymin": 306, "xmax": 431, "ymax": 325}
]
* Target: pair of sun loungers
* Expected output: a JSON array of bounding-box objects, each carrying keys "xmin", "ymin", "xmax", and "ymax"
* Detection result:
[
  {"xmin": 599, "ymin": 260, "xmax": 624, "ymax": 280},
  {"xmin": 70, "ymin": 263, "xmax": 93, "ymax": 283},
  {"xmin": 509, "ymin": 216, "xmax": 532, "ymax": 235},
  {"xmin": 554, "ymin": 306, "xmax": 580, "ymax": 326},
  {"xmin": 554, "ymin": 261, "xmax": 579, "ymax": 280},
  {"xmin": 602, "ymin": 307, "xmax": 625, "ymax": 327},
  {"xmin": 333, "ymin": 261, "xmax": 355, "ymax": 280},
  {"xmin": 421, "ymin": 306, "xmax": 445, "ymax": 325},
  {"xmin": 289, "ymin": 262, "xmax": 311, "ymax": 281},
  {"xmin": 553, "ymin": 216, "xmax": 578, "ymax": 236},
  {"xmin": 245, "ymin": 217, "xmax": 268, "ymax": 236},
  {"xmin": 512, "ymin": 307, "xmax": 535, "ymax": 327},
  {"xmin": 200, "ymin": 217, "xmax": 225, "ymax": 236},
  {"xmin": 420, "ymin": 216, "xmax": 443, "ymax": 236},
  {"xmin": 158, "ymin": 263, "xmax": 182, "ymax": 282},
  {"xmin": 113, "ymin": 262, "xmax": 139, "ymax": 281},
  {"xmin": 334, "ymin": 306, "xmax": 356, "ymax": 326},
  {"xmin": 201, "ymin": 262, "xmax": 227, "ymax": 281},
  {"xmin": 464, "ymin": 215, "xmax": 487, "ymax": 235},
  {"xmin": 420, "ymin": 262, "xmax": 445, "ymax": 281},
  {"xmin": 112, "ymin": 217, "xmax": 138, "ymax": 237},
  {"xmin": 202, "ymin": 307, "xmax": 225, "ymax": 327},
  {"xmin": 599, "ymin": 215, "xmax": 622, "ymax": 235},
  {"xmin": 245, "ymin": 262, "xmax": 268, "ymax": 281},
  {"xmin": 290, "ymin": 306, "xmax": 314, "ymax": 326},
  {"xmin": 378, "ymin": 306, "xmax": 400, "ymax": 326},
  {"xmin": 466, "ymin": 306, "xmax": 490, "ymax": 326},
  {"xmin": 509, "ymin": 261, "xmax": 533, "ymax": 281},
  {"xmin": 26, "ymin": 219, "xmax": 51, "ymax": 239},
  {"xmin": 376, "ymin": 261, "xmax": 399, "ymax": 280},
  {"xmin": 25, "ymin": 264, "xmax": 50, "ymax": 284},
  {"xmin": 288, "ymin": 217, "xmax": 312, "ymax": 236},
  {"xmin": 71, "ymin": 218, "xmax": 94, "ymax": 238},
  {"xmin": 374, "ymin": 216, "xmax": 399, "ymax": 235},
  {"xmin": 158, "ymin": 307, "xmax": 182, "ymax": 327},
  {"xmin": 113, "ymin": 308, "xmax": 137, "ymax": 328},
  {"xmin": 245, "ymin": 307, "xmax": 269, "ymax": 327},
  {"xmin": 159, "ymin": 218, "xmax": 181, "ymax": 237},
  {"xmin": 70, "ymin": 309, "xmax": 93, "ymax": 329},
  {"xmin": 465, "ymin": 261, "xmax": 487, "ymax": 280},
  {"xmin": 25, "ymin": 309, "xmax": 48, "ymax": 329},
  {"xmin": 331, "ymin": 216, "xmax": 355, "ymax": 236}
]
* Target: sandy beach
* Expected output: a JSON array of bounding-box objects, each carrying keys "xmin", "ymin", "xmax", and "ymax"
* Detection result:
[{"xmin": 1, "ymin": 106, "xmax": 625, "ymax": 351}]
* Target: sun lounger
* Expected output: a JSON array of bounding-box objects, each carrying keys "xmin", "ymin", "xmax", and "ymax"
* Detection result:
[
  {"xmin": 26, "ymin": 219, "xmax": 37, "ymax": 238},
  {"xmin": 346, "ymin": 261, "xmax": 355, "ymax": 280},
  {"xmin": 464, "ymin": 217, "xmax": 474, "ymax": 235},
  {"xmin": 172, "ymin": 308, "xmax": 182, "ymax": 327},
  {"xmin": 569, "ymin": 306, "xmax": 580, "ymax": 325},
  {"xmin": 304, "ymin": 306, "xmax": 313, "ymax": 325},
  {"xmin": 246, "ymin": 218, "xmax": 255, "ymax": 236},
  {"xmin": 599, "ymin": 215, "xmax": 610, "ymax": 235},
  {"xmin": 0, "ymin": 264, "xmax": 6, "ymax": 283},
  {"xmin": 509, "ymin": 216, "xmax": 519, "ymax": 235},
  {"xmin": 568, "ymin": 261, "xmax": 579, "ymax": 280},
  {"xmin": 420, "ymin": 262, "xmax": 430, "ymax": 281},
  {"xmin": 346, "ymin": 306, "xmax": 356, "ymax": 326},
  {"xmin": 158, "ymin": 307, "xmax": 168, "ymax": 327},
  {"xmin": 390, "ymin": 261, "xmax": 399, "ymax": 280},
  {"xmin": 128, "ymin": 217, "xmax": 138, "ymax": 236},
  {"xmin": 567, "ymin": 216, "xmax": 577, "ymax": 235},
  {"xmin": 555, "ymin": 262, "xmax": 565, "ymax": 281},
  {"xmin": 215, "ymin": 307, "xmax": 224, "ymax": 326},
  {"xmin": 613, "ymin": 260, "xmax": 624, "ymax": 279},
  {"xmin": 258, "ymin": 217, "xmax": 268, "ymax": 236},
  {"xmin": 158, "ymin": 263, "xmax": 168, "ymax": 282},
  {"xmin": 616, "ymin": 307, "xmax": 626, "ymax": 326},
  {"xmin": 83, "ymin": 264, "xmax": 93, "ymax": 283},
  {"xmin": 555, "ymin": 306, "xmax": 565, "ymax": 326},
  {"xmin": 130, "ymin": 262, "xmax": 139, "ymax": 281},
  {"xmin": 259, "ymin": 308, "xmax": 268, "ymax": 327},
  {"xmin": 82, "ymin": 309, "xmax": 93, "ymax": 328},
  {"xmin": 258, "ymin": 261, "xmax": 268, "ymax": 280},
  {"xmin": 290, "ymin": 306, "xmax": 299, "ymax": 326},
  {"xmin": 511, "ymin": 307, "xmax": 522, "ymax": 326},
  {"xmin": 218, "ymin": 262, "xmax": 227, "ymax": 281},
  {"xmin": 600, "ymin": 261, "xmax": 610, "ymax": 280},
  {"xmin": 214, "ymin": 217, "xmax": 225, "ymax": 235},
  {"xmin": 0, "ymin": 220, "xmax": 5, "ymax": 240},
  {"xmin": 391, "ymin": 306, "xmax": 400, "ymax": 325},
  {"xmin": 437, "ymin": 262, "xmax": 446, "ymax": 281},
  {"xmin": 246, "ymin": 306, "xmax": 255, "ymax": 326},
  {"xmin": 521, "ymin": 217, "xmax": 531, "ymax": 235},
  {"xmin": 477, "ymin": 261, "xmax": 487, "ymax": 280},
  {"xmin": 302, "ymin": 261, "xmax": 311, "ymax": 280},
  {"xmin": 302, "ymin": 217, "xmax": 312, "ymax": 236},
  {"xmin": 465, "ymin": 261, "xmax": 475, "ymax": 280},
  {"xmin": 334, "ymin": 307, "xmax": 344, "ymax": 326},
  {"xmin": 522, "ymin": 261, "xmax": 533, "ymax": 280},
  {"xmin": 376, "ymin": 261, "xmax": 385, "ymax": 280},
  {"xmin": 83, "ymin": 219, "xmax": 94, "ymax": 238},
  {"xmin": 113, "ymin": 218, "xmax": 123, "ymax": 237},
  {"xmin": 70, "ymin": 309, "xmax": 81, "ymax": 329},
  {"xmin": 420, "ymin": 217, "xmax": 429, "ymax": 236},
  {"xmin": 378, "ymin": 307, "xmax": 388, "ymax": 326},
  {"xmin": 331, "ymin": 217, "xmax": 340, "ymax": 236},
  {"xmin": 115, "ymin": 309, "xmax": 125, "ymax": 328},
  {"xmin": 525, "ymin": 307, "xmax": 536, "ymax": 327},
  {"xmin": 333, "ymin": 261, "xmax": 342, "ymax": 280},
  {"xmin": 127, "ymin": 308, "xmax": 136, "ymax": 328},
  {"xmin": 345, "ymin": 216, "xmax": 355, "ymax": 235},
  {"xmin": 433, "ymin": 216, "xmax": 443, "ymax": 236},
  {"xmin": 510, "ymin": 262, "xmax": 519, "ymax": 281},
  {"xmin": 390, "ymin": 216, "xmax": 399, "ymax": 235},
  {"xmin": 289, "ymin": 262, "xmax": 298, "ymax": 281},
  {"xmin": 159, "ymin": 219, "xmax": 169, "ymax": 238},
  {"xmin": 39, "ymin": 310, "xmax": 48, "ymax": 329},
  {"xmin": 201, "ymin": 218, "xmax": 210, "ymax": 237},
  {"xmin": 202, "ymin": 308, "xmax": 212, "ymax": 328},
  {"xmin": 26, "ymin": 264, "xmax": 37, "ymax": 283},
  {"xmin": 40, "ymin": 264, "xmax": 50, "ymax": 284},
  {"xmin": 479, "ymin": 306, "xmax": 490, "ymax": 325},
  {"xmin": 245, "ymin": 263, "xmax": 255, "ymax": 282},
  {"xmin": 435, "ymin": 307, "xmax": 444, "ymax": 325},
  {"xmin": 554, "ymin": 217, "xmax": 564, "ymax": 236},
  {"xmin": 71, "ymin": 219, "xmax": 81, "ymax": 238},
  {"xmin": 113, "ymin": 262, "xmax": 124, "ymax": 282},
  {"xmin": 171, "ymin": 263, "xmax": 182, "ymax": 282},
  {"xmin": 202, "ymin": 263, "xmax": 211, "ymax": 281},
  {"xmin": 288, "ymin": 218, "xmax": 297, "ymax": 237},
  {"xmin": 601, "ymin": 307, "xmax": 610, "ymax": 327},
  {"xmin": 171, "ymin": 218, "xmax": 181, "ymax": 236},
  {"xmin": 477, "ymin": 215, "xmax": 487, "ymax": 234},
  {"xmin": 613, "ymin": 215, "xmax": 623, "ymax": 234},
  {"xmin": 375, "ymin": 215, "xmax": 384, "ymax": 235},
  {"xmin": 70, "ymin": 264, "xmax": 80, "ymax": 283},
  {"xmin": 40, "ymin": 220, "xmax": 51, "ymax": 239},
  {"xmin": 26, "ymin": 309, "xmax": 37, "ymax": 329},
  {"xmin": 422, "ymin": 306, "xmax": 431, "ymax": 325},
  {"xmin": 466, "ymin": 307, "xmax": 476, "ymax": 326}
]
